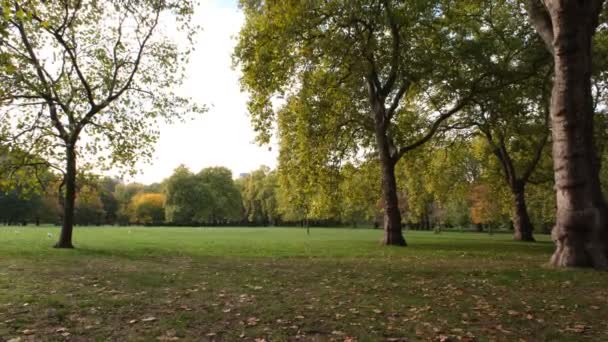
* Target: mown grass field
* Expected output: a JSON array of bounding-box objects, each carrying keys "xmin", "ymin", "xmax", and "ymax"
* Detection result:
[{"xmin": 1, "ymin": 227, "xmax": 607, "ymax": 341}]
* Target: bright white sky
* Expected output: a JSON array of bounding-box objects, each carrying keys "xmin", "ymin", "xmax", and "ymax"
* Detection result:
[{"xmin": 133, "ymin": 0, "xmax": 277, "ymax": 184}]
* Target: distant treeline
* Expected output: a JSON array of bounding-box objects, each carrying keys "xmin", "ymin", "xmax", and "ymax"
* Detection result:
[{"xmin": 1, "ymin": 159, "xmax": 555, "ymax": 233}]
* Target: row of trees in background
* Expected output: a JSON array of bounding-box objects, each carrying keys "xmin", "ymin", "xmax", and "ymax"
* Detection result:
[{"xmin": 0, "ymin": 140, "xmax": 560, "ymax": 234}]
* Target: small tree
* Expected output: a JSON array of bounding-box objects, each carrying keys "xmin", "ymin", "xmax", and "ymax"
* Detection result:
[{"xmin": 0, "ymin": 1, "xmax": 202, "ymax": 247}]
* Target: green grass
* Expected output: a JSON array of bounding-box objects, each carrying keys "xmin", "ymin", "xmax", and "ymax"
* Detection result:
[{"xmin": 1, "ymin": 227, "xmax": 607, "ymax": 341}]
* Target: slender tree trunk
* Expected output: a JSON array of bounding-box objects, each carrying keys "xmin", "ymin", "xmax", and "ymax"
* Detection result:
[
  {"xmin": 55, "ymin": 146, "xmax": 76, "ymax": 249},
  {"xmin": 547, "ymin": 3, "xmax": 608, "ymax": 268},
  {"xmin": 512, "ymin": 185, "xmax": 535, "ymax": 242}
]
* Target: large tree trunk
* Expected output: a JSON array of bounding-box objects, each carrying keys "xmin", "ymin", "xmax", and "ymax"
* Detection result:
[
  {"xmin": 547, "ymin": 3, "xmax": 608, "ymax": 268},
  {"xmin": 380, "ymin": 159, "xmax": 406, "ymax": 245},
  {"xmin": 512, "ymin": 185, "xmax": 535, "ymax": 242},
  {"xmin": 55, "ymin": 146, "xmax": 76, "ymax": 249},
  {"xmin": 375, "ymin": 125, "xmax": 406, "ymax": 246}
]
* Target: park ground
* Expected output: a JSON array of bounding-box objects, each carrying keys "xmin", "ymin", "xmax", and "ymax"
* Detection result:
[{"xmin": 1, "ymin": 227, "xmax": 607, "ymax": 341}]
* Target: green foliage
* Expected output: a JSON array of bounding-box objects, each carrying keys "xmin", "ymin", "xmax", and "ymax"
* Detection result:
[
  {"xmin": 129, "ymin": 192, "xmax": 165, "ymax": 225},
  {"xmin": 275, "ymin": 97, "xmax": 343, "ymax": 222},
  {"xmin": 114, "ymin": 182, "xmax": 146, "ymax": 224},
  {"xmin": 339, "ymin": 162, "xmax": 381, "ymax": 226},
  {"xmin": 197, "ymin": 167, "xmax": 242, "ymax": 223},
  {"xmin": 98, "ymin": 177, "xmax": 120, "ymax": 225},
  {"xmin": 74, "ymin": 184, "xmax": 105, "ymax": 226},
  {"xmin": 164, "ymin": 165, "xmax": 242, "ymax": 225},
  {"xmin": 236, "ymin": 166, "xmax": 279, "ymax": 225},
  {"xmin": 164, "ymin": 165, "xmax": 202, "ymax": 224},
  {"xmin": 0, "ymin": 0, "xmax": 203, "ymax": 189}
]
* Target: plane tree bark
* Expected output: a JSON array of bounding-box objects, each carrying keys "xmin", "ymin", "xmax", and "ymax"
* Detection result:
[{"xmin": 526, "ymin": 0, "xmax": 608, "ymax": 268}]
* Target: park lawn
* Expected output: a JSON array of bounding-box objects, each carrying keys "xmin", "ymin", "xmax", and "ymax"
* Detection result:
[{"xmin": 0, "ymin": 227, "xmax": 607, "ymax": 342}]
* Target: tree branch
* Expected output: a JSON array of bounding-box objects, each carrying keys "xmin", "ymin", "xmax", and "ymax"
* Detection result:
[
  {"xmin": 386, "ymin": 80, "xmax": 409, "ymax": 121},
  {"xmin": 525, "ymin": 0, "xmax": 554, "ymax": 54},
  {"xmin": 395, "ymin": 94, "xmax": 472, "ymax": 160},
  {"xmin": 379, "ymin": 0, "xmax": 400, "ymax": 97}
]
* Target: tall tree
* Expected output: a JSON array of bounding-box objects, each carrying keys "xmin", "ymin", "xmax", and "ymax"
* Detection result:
[
  {"xmin": 0, "ymin": 1, "xmax": 201, "ymax": 248},
  {"xmin": 424, "ymin": 1, "xmax": 553, "ymax": 240},
  {"xmin": 526, "ymin": 1, "xmax": 608, "ymax": 267},
  {"xmin": 471, "ymin": 100, "xmax": 550, "ymax": 241},
  {"xmin": 234, "ymin": 0, "xmax": 504, "ymax": 245}
]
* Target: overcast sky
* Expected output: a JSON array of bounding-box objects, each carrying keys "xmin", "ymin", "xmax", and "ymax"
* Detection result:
[{"xmin": 133, "ymin": 0, "xmax": 277, "ymax": 184}]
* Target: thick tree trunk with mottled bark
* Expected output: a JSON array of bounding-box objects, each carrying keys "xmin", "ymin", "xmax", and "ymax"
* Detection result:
[
  {"xmin": 549, "ymin": 28, "xmax": 608, "ymax": 267},
  {"xmin": 527, "ymin": 1, "xmax": 608, "ymax": 268},
  {"xmin": 512, "ymin": 185, "xmax": 535, "ymax": 242},
  {"xmin": 55, "ymin": 146, "xmax": 76, "ymax": 249},
  {"xmin": 366, "ymin": 70, "xmax": 407, "ymax": 246}
]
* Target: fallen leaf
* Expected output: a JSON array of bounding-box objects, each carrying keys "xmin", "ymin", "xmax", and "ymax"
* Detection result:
[
  {"xmin": 142, "ymin": 317, "xmax": 157, "ymax": 322},
  {"xmin": 566, "ymin": 324, "xmax": 588, "ymax": 333},
  {"xmin": 437, "ymin": 335, "xmax": 451, "ymax": 342}
]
